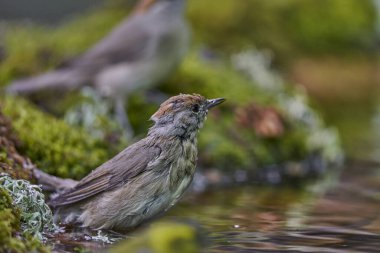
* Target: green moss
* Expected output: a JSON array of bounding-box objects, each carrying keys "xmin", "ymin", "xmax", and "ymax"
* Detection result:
[
  {"xmin": 283, "ymin": 0, "xmax": 376, "ymax": 53},
  {"xmin": 111, "ymin": 222, "xmax": 203, "ymax": 253},
  {"xmin": 0, "ymin": 107, "xmax": 36, "ymax": 180},
  {"xmin": 188, "ymin": 0, "xmax": 377, "ymax": 58},
  {"xmin": 0, "ymin": 1, "xmax": 343, "ymax": 173},
  {"xmin": 161, "ymin": 54, "xmax": 268, "ymax": 104},
  {"xmin": 199, "ymin": 122, "xmax": 253, "ymax": 169},
  {"xmin": 0, "ymin": 186, "xmax": 50, "ymax": 253},
  {"xmin": 158, "ymin": 53, "xmax": 341, "ymax": 170},
  {"xmin": 1, "ymin": 96, "xmax": 112, "ymax": 179}
]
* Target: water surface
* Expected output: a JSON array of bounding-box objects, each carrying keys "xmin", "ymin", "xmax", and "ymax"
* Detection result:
[{"xmin": 168, "ymin": 159, "xmax": 380, "ymax": 252}]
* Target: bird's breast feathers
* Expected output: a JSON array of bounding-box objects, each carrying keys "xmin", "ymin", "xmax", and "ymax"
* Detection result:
[{"xmin": 169, "ymin": 138, "xmax": 197, "ymax": 193}]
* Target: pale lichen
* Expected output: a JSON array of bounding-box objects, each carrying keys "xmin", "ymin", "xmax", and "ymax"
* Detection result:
[
  {"xmin": 0, "ymin": 176, "xmax": 51, "ymax": 253},
  {"xmin": 0, "ymin": 174, "xmax": 56, "ymax": 241}
]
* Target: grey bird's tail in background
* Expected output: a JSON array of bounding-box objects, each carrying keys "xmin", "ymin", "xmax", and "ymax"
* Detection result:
[{"xmin": 6, "ymin": 69, "xmax": 88, "ymax": 95}]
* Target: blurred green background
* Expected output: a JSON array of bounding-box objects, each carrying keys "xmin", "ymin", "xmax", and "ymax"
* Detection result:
[
  {"xmin": 0, "ymin": 0, "xmax": 380, "ymax": 252},
  {"xmin": 1, "ymin": 0, "xmax": 378, "ymax": 142},
  {"xmin": 1, "ymin": 0, "xmax": 378, "ymax": 173}
]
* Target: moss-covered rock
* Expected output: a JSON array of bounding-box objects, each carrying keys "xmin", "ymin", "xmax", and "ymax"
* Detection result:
[
  {"xmin": 157, "ymin": 51, "xmax": 342, "ymax": 171},
  {"xmin": 0, "ymin": 184, "xmax": 50, "ymax": 253},
  {"xmin": 0, "ymin": 106, "xmax": 52, "ymax": 252},
  {"xmin": 0, "ymin": 1, "xmax": 343, "ymax": 176},
  {"xmin": 1, "ymin": 96, "xmax": 114, "ymax": 179},
  {"xmin": 0, "ymin": 107, "xmax": 35, "ymax": 180}
]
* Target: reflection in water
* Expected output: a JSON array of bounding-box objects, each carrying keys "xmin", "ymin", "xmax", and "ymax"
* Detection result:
[{"xmin": 165, "ymin": 160, "xmax": 380, "ymax": 252}]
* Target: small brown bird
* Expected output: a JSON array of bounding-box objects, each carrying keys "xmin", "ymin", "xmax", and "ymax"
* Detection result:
[
  {"xmin": 51, "ymin": 94, "xmax": 225, "ymax": 231},
  {"xmin": 6, "ymin": 0, "xmax": 189, "ymax": 137}
]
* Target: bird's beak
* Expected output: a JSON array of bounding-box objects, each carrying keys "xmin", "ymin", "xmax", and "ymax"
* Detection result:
[{"xmin": 206, "ymin": 98, "xmax": 226, "ymax": 109}]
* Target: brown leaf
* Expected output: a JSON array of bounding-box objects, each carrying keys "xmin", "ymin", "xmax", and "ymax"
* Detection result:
[{"xmin": 236, "ymin": 103, "xmax": 285, "ymax": 138}]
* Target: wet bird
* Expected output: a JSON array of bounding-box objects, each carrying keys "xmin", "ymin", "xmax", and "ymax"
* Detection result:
[
  {"xmin": 6, "ymin": 0, "xmax": 190, "ymax": 138},
  {"xmin": 51, "ymin": 94, "xmax": 225, "ymax": 231}
]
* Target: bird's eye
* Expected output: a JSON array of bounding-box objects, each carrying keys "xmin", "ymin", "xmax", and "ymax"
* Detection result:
[{"xmin": 192, "ymin": 104, "xmax": 200, "ymax": 113}]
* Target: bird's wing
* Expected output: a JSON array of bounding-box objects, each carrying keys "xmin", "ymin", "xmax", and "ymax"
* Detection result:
[
  {"xmin": 51, "ymin": 138, "xmax": 161, "ymax": 206},
  {"xmin": 71, "ymin": 16, "xmax": 152, "ymax": 69}
]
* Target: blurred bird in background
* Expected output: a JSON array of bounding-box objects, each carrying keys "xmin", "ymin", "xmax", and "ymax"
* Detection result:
[{"xmin": 6, "ymin": 0, "xmax": 190, "ymax": 138}]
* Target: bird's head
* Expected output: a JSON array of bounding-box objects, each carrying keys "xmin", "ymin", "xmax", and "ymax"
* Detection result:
[
  {"xmin": 149, "ymin": 94, "xmax": 225, "ymax": 139},
  {"xmin": 134, "ymin": 0, "xmax": 186, "ymax": 15}
]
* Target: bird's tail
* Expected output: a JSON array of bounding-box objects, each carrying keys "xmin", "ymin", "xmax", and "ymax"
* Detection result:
[{"xmin": 6, "ymin": 69, "xmax": 89, "ymax": 95}]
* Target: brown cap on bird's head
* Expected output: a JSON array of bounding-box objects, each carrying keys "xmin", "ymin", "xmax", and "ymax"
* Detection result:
[
  {"xmin": 133, "ymin": 0, "xmax": 185, "ymax": 14},
  {"xmin": 150, "ymin": 94, "xmax": 225, "ymax": 122},
  {"xmin": 150, "ymin": 94, "xmax": 204, "ymax": 121},
  {"xmin": 133, "ymin": 0, "xmax": 156, "ymax": 14}
]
